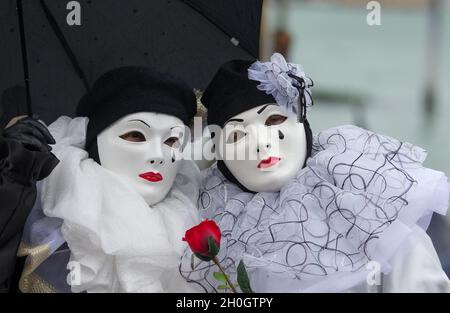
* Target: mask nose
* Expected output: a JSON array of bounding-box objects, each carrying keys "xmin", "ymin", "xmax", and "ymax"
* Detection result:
[
  {"xmin": 253, "ymin": 125, "xmax": 272, "ymax": 155},
  {"xmin": 149, "ymin": 158, "xmax": 164, "ymax": 165},
  {"xmin": 256, "ymin": 143, "xmax": 271, "ymax": 154},
  {"xmin": 148, "ymin": 143, "xmax": 166, "ymax": 165}
]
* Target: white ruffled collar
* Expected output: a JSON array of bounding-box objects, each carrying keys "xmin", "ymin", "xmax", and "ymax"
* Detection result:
[
  {"xmin": 183, "ymin": 125, "xmax": 448, "ymax": 292},
  {"xmin": 42, "ymin": 116, "xmax": 200, "ymax": 292}
]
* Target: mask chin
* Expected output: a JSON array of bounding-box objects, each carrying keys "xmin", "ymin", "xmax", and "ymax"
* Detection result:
[{"xmin": 131, "ymin": 178, "xmax": 172, "ymax": 205}]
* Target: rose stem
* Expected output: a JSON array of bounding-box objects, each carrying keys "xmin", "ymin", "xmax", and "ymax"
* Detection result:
[{"xmin": 212, "ymin": 256, "xmax": 237, "ymax": 293}]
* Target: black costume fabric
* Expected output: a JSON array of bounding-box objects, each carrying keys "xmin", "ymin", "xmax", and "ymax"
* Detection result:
[
  {"xmin": 76, "ymin": 66, "xmax": 197, "ymax": 158},
  {"xmin": 201, "ymin": 59, "xmax": 313, "ymax": 190},
  {"xmin": 0, "ymin": 122, "xmax": 58, "ymax": 293}
]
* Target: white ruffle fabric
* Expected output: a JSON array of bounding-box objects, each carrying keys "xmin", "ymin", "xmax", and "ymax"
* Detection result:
[
  {"xmin": 181, "ymin": 125, "xmax": 449, "ymax": 292},
  {"xmin": 40, "ymin": 116, "xmax": 200, "ymax": 292}
]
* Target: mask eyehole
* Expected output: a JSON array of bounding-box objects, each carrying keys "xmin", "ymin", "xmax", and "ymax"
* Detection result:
[
  {"xmin": 164, "ymin": 136, "xmax": 180, "ymax": 148},
  {"xmin": 265, "ymin": 114, "xmax": 287, "ymax": 126},
  {"xmin": 226, "ymin": 130, "xmax": 246, "ymax": 144},
  {"xmin": 119, "ymin": 131, "xmax": 146, "ymax": 142}
]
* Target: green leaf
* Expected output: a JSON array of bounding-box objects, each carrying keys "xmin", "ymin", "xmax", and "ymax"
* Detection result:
[
  {"xmin": 237, "ymin": 260, "xmax": 253, "ymax": 293},
  {"xmin": 213, "ymin": 272, "xmax": 227, "ymax": 283},
  {"xmin": 217, "ymin": 284, "xmax": 229, "ymax": 290},
  {"xmin": 194, "ymin": 252, "xmax": 213, "ymax": 262},
  {"xmin": 208, "ymin": 236, "xmax": 219, "ymax": 257}
]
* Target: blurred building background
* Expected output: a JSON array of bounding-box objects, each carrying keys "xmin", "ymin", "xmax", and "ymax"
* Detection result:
[{"xmin": 261, "ymin": 0, "xmax": 450, "ymax": 274}]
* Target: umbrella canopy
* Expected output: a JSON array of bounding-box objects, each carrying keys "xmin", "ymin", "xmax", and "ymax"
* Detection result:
[{"xmin": 0, "ymin": 0, "xmax": 263, "ymax": 124}]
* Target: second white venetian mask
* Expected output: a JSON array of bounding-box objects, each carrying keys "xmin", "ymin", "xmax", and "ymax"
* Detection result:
[{"xmin": 217, "ymin": 103, "xmax": 307, "ymax": 192}]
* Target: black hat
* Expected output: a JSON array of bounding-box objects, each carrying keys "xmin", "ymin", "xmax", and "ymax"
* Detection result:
[
  {"xmin": 201, "ymin": 59, "xmax": 275, "ymax": 127},
  {"xmin": 201, "ymin": 59, "xmax": 313, "ymax": 192},
  {"xmin": 76, "ymin": 66, "xmax": 196, "ymax": 157}
]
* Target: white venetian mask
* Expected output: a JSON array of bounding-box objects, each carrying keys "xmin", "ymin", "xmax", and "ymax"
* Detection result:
[
  {"xmin": 217, "ymin": 103, "xmax": 307, "ymax": 192},
  {"xmin": 97, "ymin": 112, "xmax": 185, "ymax": 205}
]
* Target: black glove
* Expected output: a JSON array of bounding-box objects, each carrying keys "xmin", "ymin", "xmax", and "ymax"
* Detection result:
[{"xmin": 3, "ymin": 117, "xmax": 55, "ymax": 153}]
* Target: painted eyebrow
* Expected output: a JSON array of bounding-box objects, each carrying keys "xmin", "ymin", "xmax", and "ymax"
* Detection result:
[
  {"xmin": 128, "ymin": 119, "xmax": 151, "ymax": 128},
  {"xmin": 226, "ymin": 118, "xmax": 244, "ymax": 123},
  {"xmin": 257, "ymin": 104, "xmax": 274, "ymax": 114}
]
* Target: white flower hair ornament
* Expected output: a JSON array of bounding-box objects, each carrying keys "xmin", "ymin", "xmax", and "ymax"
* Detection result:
[{"xmin": 248, "ymin": 53, "xmax": 314, "ymax": 123}]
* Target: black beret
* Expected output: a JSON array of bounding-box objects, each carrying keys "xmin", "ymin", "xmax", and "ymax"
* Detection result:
[
  {"xmin": 201, "ymin": 59, "xmax": 275, "ymax": 127},
  {"xmin": 76, "ymin": 66, "xmax": 196, "ymax": 152}
]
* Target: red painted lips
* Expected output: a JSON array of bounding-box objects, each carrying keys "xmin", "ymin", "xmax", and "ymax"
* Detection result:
[
  {"xmin": 257, "ymin": 156, "xmax": 281, "ymax": 169},
  {"xmin": 139, "ymin": 172, "xmax": 163, "ymax": 182}
]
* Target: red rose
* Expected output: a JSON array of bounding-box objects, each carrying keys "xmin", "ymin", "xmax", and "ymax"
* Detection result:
[{"xmin": 183, "ymin": 219, "xmax": 221, "ymax": 260}]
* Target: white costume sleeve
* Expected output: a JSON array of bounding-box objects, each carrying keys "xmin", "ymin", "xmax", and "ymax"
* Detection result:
[{"xmin": 382, "ymin": 226, "xmax": 450, "ymax": 293}]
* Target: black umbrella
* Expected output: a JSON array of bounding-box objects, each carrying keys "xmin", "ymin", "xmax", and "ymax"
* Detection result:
[{"xmin": 1, "ymin": 0, "xmax": 263, "ymax": 124}]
